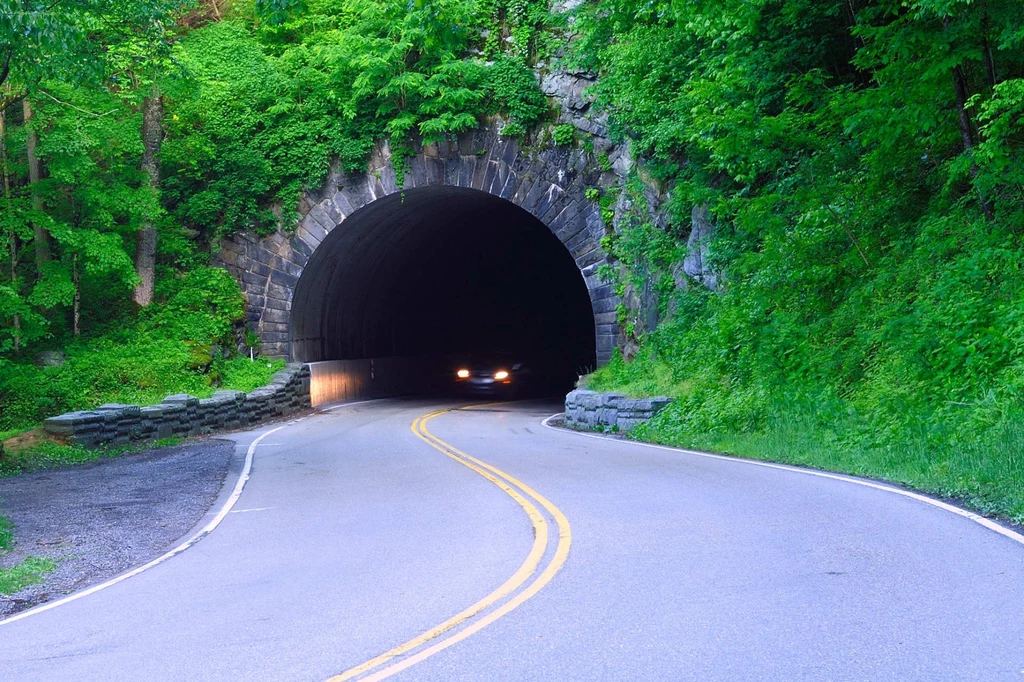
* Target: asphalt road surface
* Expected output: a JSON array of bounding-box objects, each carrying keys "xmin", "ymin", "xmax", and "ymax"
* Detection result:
[{"xmin": 2, "ymin": 398, "xmax": 1023, "ymax": 681}]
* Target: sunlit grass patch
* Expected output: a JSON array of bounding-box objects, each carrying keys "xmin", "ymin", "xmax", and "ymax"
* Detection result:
[{"xmin": 0, "ymin": 556, "xmax": 58, "ymax": 596}]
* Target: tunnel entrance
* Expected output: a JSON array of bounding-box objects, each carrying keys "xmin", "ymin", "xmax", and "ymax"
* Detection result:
[{"xmin": 290, "ymin": 187, "xmax": 597, "ymax": 393}]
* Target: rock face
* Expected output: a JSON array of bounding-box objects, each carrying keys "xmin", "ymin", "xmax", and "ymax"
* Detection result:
[
  {"xmin": 682, "ymin": 204, "xmax": 719, "ymax": 291},
  {"xmin": 43, "ymin": 365, "xmax": 312, "ymax": 449},
  {"xmin": 564, "ymin": 389, "xmax": 674, "ymax": 433}
]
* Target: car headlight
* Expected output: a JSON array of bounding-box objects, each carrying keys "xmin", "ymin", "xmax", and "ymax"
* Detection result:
[
  {"xmin": 494, "ymin": 370, "xmax": 509, "ymax": 380},
  {"xmin": 457, "ymin": 369, "xmax": 470, "ymax": 378}
]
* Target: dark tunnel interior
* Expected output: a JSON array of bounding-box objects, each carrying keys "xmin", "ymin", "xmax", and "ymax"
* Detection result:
[{"xmin": 290, "ymin": 186, "xmax": 597, "ymax": 394}]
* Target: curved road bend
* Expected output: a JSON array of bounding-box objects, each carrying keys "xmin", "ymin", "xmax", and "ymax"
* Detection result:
[{"xmin": 2, "ymin": 399, "xmax": 1023, "ymax": 681}]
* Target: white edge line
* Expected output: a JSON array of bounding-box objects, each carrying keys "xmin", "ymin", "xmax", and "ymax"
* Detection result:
[
  {"xmin": 541, "ymin": 413, "xmax": 1024, "ymax": 547},
  {"xmin": 229, "ymin": 507, "xmax": 276, "ymax": 514},
  {"xmin": 0, "ymin": 398, "xmax": 380, "ymax": 626},
  {"xmin": 0, "ymin": 425, "xmax": 285, "ymax": 626},
  {"xmin": 321, "ymin": 398, "xmax": 382, "ymax": 412}
]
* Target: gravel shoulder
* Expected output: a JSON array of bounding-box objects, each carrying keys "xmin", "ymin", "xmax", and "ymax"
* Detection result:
[{"xmin": 0, "ymin": 438, "xmax": 240, "ymax": 617}]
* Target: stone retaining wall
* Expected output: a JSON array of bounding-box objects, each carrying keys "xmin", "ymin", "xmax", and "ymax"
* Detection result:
[
  {"xmin": 43, "ymin": 365, "xmax": 311, "ymax": 449},
  {"xmin": 564, "ymin": 389, "xmax": 673, "ymax": 433}
]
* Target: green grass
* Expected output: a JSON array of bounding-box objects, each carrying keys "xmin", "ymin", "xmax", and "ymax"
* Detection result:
[
  {"xmin": 0, "ymin": 517, "xmax": 57, "ymax": 596},
  {"xmin": 0, "ymin": 556, "xmax": 58, "ymax": 595},
  {"xmin": 583, "ymin": 353, "xmax": 681, "ymax": 398},
  {"xmin": 0, "ymin": 437, "xmax": 184, "ymax": 479},
  {"xmin": 633, "ymin": 404, "xmax": 1024, "ymax": 526},
  {"xmin": 0, "ymin": 517, "xmax": 12, "ymax": 551},
  {"xmin": 0, "ymin": 428, "xmax": 31, "ymax": 442},
  {"xmin": 219, "ymin": 358, "xmax": 288, "ymax": 393}
]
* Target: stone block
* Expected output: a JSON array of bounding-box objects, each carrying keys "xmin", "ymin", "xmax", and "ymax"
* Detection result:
[
  {"xmin": 43, "ymin": 411, "xmax": 102, "ymax": 438},
  {"xmin": 269, "ymin": 269, "xmax": 299, "ymax": 288},
  {"xmin": 241, "ymin": 271, "xmax": 269, "ymax": 288},
  {"xmin": 407, "ymin": 155, "xmax": 427, "ymax": 188},
  {"xmin": 484, "ymin": 161, "xmax": 504, "ymax": 195},
  {"xmin": 95, "ymin": 403, "xmax": 140, "ymax": 414},
  {"xmin": 425, "ymin": 156, "xmax": 444, "ymax": 185},
  {"xmin": 552, "ymin": 202, "xmax": 588, "ymax": 240},
  {"xmin": 320, "ymin": 198, "xmax": 345, "ymax": 224},
  {"xmin": 444, "ymin": 157, "xmax": 461, "ymax": 186},
  {"xmin": 591, "ymin": 296, "xmax": 618, "ymax": 314},
  {"xmin": 498, "ymin": 172, "xmax": 521, "ymax": 201},
  {"xmin": 575, "ymin": 247, "xmax": 605, "ymax": 270},
  {"xmin": 261, "ymin": 307, "xmax": 290, "ymax": 325},
  {"xmin": 511, "ymin": 175, "xmax": 537, "ymax": 207},
  {"xmin": 457, "ymin": 156, "xmax": 476, "ymax": 188},
  {"xmin": 163, "ymin": 394, "xmax": 200, "ymax": 407},
  {"xmin": 472, "ymin": 153, "xmax": 491, "ymax": 189},
  {"xmin": 269, "ymin": 255, "xmax": 303, "ymax": 278},
  {"xmin": 307, "ymin": 205, "xmax": 335, "ymax": 233},
  {"xmin": 564, "ymin": 389, "xmax": 673, "ymax": 434},
  {"xmin": 499, "ymin": 138, "xmax": 519, "ymax": 167}
]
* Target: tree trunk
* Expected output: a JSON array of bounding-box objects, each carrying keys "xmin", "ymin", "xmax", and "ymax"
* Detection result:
[
  {"xmin": 1, "ymin": 102, "xmax": 19, "ymax": 352},
  {"xmin": 133, "ymin": 91, "xmax": 163, "ymax": 307},
  {"xmin": 23, "ymin": 98, "xmax": 51, "ymax": 270},
  {"xmin": 952, "ymin": 66, "xmax": 994, "ymax": 220},
  {"xmin": 72, "ymin": 253, "xmax": 80, "ymax": 336},
  {"xmin": 982, "ymin": 14, "xmax": 997, "ymax": 88}
]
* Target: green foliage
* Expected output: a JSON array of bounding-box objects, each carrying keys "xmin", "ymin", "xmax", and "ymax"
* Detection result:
[
  {"xmin": 162, "ymin": 3, "xmax": 550, "ymax": 237},
  {"xmin": 0, "ymin": 516, "xmax": 12, "ymax": 551},
  {"xmin": 485, "ymin": 56, "xmax": 549, "ymax": 136},
  {"xmin": 551, "ymin": 123, "xmax": 576, "ymax": 146},
  {"xmin": 220, "ymin": 358, "xmax": 288, "ymax": 392},
  {"xmin": 256, "ymin": 0, "xmax": 309, "ymax": 26},
  {"xmin": 575, "ymin": 0, "xmax": 1024, "ymax": 518},
  {"xmin": 1, "ymin": 0, "xmax": 554, "ymax": 435},
  {"xmin": 479, "ymin": 0, "xmax": 552, "ymax": 62},
  {"xmin": 0, "ymin": 0, "xmax": 189, "ymax": 109},
  {"xmin": 148, "ymin": 266, "xmax": 245, "ymax": 344},
  {"xmin": 0, "ymin": 556, "xmax": 57, "ymax": 595}
]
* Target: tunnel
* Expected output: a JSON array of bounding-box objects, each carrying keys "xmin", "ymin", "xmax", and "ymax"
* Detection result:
[{"xmin": 289, "ymin": 186, "xmax": 598, "ymax": 394}]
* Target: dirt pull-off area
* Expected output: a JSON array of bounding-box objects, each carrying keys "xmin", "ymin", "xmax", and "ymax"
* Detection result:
[{"xmin": 0, "ymin": 439, "xmax": 237, "ymax": 617}]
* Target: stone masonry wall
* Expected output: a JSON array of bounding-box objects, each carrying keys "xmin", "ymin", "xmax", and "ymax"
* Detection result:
[
  {"xmin": 564, "ymin": 389, "xmax": 673, "ymax": 434},
  {"xmin": 215, "ymin": 121, "xmax": 620, "ymax": 363},
  {"xmin": 43, "ymin": 365, "xmax": 311, "ymax": 449}
]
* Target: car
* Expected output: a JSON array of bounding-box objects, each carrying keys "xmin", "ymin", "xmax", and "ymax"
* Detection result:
[{"xmin": 452, "ymin": 358, "xmax": 530, "ymax": 397}]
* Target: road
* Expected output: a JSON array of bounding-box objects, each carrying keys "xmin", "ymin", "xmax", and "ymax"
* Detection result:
[{"xmin": 2, "ymin": 399, "xmax": 1023, "ymax": 681}]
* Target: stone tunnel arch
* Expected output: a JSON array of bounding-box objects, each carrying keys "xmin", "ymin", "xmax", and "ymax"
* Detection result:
[{"xmin": 215, "ymin": 129, "xmax": 619, "ymax": 369}]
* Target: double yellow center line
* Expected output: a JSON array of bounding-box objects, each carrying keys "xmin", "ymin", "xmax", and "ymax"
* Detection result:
[{"xmin": 327, "ymin": 406, "xmax": 572, "ymax": 681}]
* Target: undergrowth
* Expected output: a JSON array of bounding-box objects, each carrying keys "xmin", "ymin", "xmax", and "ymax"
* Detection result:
[
  {"xmin": 0, "ymin": 557, "xmax": 58, "ymax": 596},
  {"xmin": 634, "ymin": 403, "xmax": 1024, "ymax": 526},
  {"xmin": 0, "ymin": 437, "xmax": 186, "ymax": 479},
  {"xmin": 0, "ymin": 517, "xmax": 12, "ymax": 552}
]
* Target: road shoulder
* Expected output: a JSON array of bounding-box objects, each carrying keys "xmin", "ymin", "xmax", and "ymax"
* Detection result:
[{"xmin": 0, "ymin": 438, "xmax": 240, "ymax": 617}]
